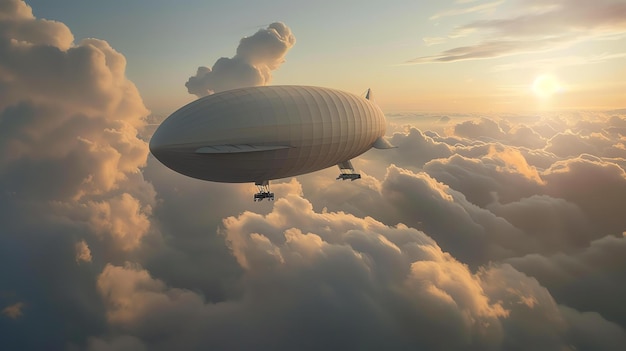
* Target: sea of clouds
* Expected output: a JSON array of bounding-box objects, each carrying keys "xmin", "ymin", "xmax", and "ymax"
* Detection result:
[{"xmin": 1, "ymin": 1, "xmax": 625, "ymax": 350}]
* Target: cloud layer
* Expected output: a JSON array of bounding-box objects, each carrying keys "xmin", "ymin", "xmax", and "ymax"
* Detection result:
[
  {"xmin": 93, "ymin": 193, "xmax": 626, "ymax": 350},
  {"xmin": 2, "ymin": 1, "xmax": 626, "ymax": 350}
]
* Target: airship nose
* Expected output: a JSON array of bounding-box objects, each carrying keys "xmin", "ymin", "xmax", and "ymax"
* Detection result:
[{"xmin": 149, "ymin": 124, "xmax": 170, "ymax": 159}]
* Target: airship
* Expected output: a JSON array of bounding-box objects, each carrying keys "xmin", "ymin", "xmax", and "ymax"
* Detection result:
[{"xmin": 150, "ymin": 85, "xmax": 394, "ymax": 201}]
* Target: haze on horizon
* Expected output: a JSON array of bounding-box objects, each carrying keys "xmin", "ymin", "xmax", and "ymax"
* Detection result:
[{"xmin": 1, "ymin": 1, "xmax": 626, "ymax": 350}]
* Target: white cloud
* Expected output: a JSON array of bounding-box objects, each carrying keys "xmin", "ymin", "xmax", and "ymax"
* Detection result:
[
  {"xmin": 94, "ymin": 193, "xmax": 625, "ymax": 350},
  {"xmin": 410, "ymin": 0, "xmax": 626, "ymax": 63},
  {"xmin": 430, "ymin": 0, "xmax": 504, "ymax": 20},
  {"xmin": 0, "ymin": 2, "xmax": 156, "ymax": 348},
  {"xmin": 75, "ymin": 240, "xmax": 93, "ymax": 263},
  {"xmin": 508, "ymin": 233, "xmax": 626, "ymax": 329},
  {"xmin": 185, "ymin": 22, "xmax": 296, "ymax": 97}
]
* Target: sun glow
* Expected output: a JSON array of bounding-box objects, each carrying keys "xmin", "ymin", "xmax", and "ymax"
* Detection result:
[{"xmin": 532, "ymin": 74, "xmax": 562, "ymax": 99}]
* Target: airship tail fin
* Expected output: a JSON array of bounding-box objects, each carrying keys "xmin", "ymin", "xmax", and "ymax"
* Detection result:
[
  {"xmin": 372, "ymin": 136, "xmax": 396, "ymax": 149},
  {"xmin": 364, "ymin": 89, "xmax": 395, "ymax": 149}
]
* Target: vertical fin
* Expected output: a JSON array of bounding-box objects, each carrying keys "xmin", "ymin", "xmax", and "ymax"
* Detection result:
[{"xmin": 372, "ymin": 136, "xmax": 396, "ymax": 149}]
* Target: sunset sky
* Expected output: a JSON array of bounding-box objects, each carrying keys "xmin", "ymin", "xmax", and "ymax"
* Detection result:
[
  {"xmin": 2, "ymin": 1, "xmax": 626, "ymax": 350},
  {"xmin": 25, "ymin": 0, "xmax": 626, "ymax": 113}
]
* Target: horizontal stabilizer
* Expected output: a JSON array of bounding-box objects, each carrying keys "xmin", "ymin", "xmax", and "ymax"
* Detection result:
[
  {"xmin": 372, "ymin": 137, "xmax": 396, "ymax": 149},
  {"xmin": 196, "ymin": 144, "xmax": 290, "ymax": 154}
]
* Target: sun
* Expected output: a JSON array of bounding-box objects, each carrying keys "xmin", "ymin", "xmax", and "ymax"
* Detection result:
[{"xmin": 532, "ymin": 74, "xmax": 561, "ymax": 99}]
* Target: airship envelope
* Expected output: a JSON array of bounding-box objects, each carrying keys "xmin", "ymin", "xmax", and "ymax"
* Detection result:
[{"xmin": 150, "ymin": 85, "xmax": 393, "ymax": 200}]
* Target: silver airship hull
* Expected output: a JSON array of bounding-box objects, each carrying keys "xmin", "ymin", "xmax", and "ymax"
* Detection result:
[{"xmin": 150, "ymin": 85, "xmax": 388, "ymax": 184}]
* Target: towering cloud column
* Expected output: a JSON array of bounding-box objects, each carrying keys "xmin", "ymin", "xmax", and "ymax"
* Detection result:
[{"xmin": 186, "ymin": 22, "xmax": 296, "ymax": 97}]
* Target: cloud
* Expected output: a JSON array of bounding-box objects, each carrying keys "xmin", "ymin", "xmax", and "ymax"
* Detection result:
[
  {"xmin": 303, "ymin": 114, "xmax": 624, "ymax": 267},
  {"xmin": 0, "ymin": 1, "xmax": 155, "ymax": 348},
  {"xmin": 546, "ymin": 131, "xmax": 625, "ymax": 159},
  {"xmin": 75, "ymin": 240, "xmax": 93, "ymax": 263},
  {"xmin": 480, "ymin": 264, "xmax": 626, "ymax": 350},
  {"xmin": 429, "ymin": 0, "xmax": 504, "ymax": 20},
  {"xmin": 379, "ymin": 165, "xmax": 525, "ymax": 265},
  {"xmin": 94, "ymin": 194, "xmax": 625, "ymax": 350},
  {"xmin": 410, "ymin": 36, "xmax": 576, "ymax": 63},
  {"xmin": 185, "ymin": 22, "xmax": 296, "ymax": 97},
  {"xmin": 302, "ymin": 162, "xmax": 578, "ymax": 268},
  {"xmin": 0, "ymin": 0, "xmax": 73, "ymax": 50},
  {"xmin": 410, "ymin": 0, "xmax": 626, "ymax": 63},
  {"xmin": 3, "ymin": 1, "xmax": 626, "ymax": 350},
  {"xmin": 422, "ymin": 36, "xmax": 448, "ymax": 46},
  {"xmin": 454, "ymin": 118, "xmax": 507, "ymax": 140},
  {"xmin": 2, "ymin": 302, "xmax": 24, "ymax": 319},
  {"xmin": 96, "ymin": 200, "xmax": 511, "ymax": 349},
  {"xmin": 508, "ymin": 234, "xmax": 626, "ymax": 328},
  {"xmin": 423, "ymin": 147, "xmax": 544, "ymax": 207},
  {"xmin": 88, "ymin": 109, "xmax": 626, "ymax": 349},
  {"xmin": 85, "ymin": 193, "xmax": 152, "ymax": 252},
  {"xmin": 371, "ymin": 126, "xmax": 454, "ymax": 169},
  {"xmin": 0, "ymin": 0, "xmax": 154, "ymax": 241},
  {"xmin": 542, "ymin": 155, "xmax": 626, "ymax": 236}
]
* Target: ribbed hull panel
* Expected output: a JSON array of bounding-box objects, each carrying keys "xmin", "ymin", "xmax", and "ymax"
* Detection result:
[{"xmin": 150, "ymin": 86, "xmax": 386, "ymax": 183}]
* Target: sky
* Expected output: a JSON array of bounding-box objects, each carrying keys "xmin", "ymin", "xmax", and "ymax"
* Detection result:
[
  {"xmin": 1, "ymin": 0, "xmax": 626, "ymax": 350},
  {"xmin": 23, "ymin": 0, "xmax": 626, "ymax": 114}
]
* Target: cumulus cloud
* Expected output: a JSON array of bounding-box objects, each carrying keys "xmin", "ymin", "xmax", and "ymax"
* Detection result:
[
  {"xmin": 0, "ymin": 0, "xmax": 73, "ymax": 50},
  {"xmin": 387, "ymin": 127, "xmax": 454, "ymax": 167},
  {"xmin": 454, "ymin": 118, "xmax": 507, "ymax": 141},
  {"xmin": 480, "ymin": 264, "xmax": 626, "ymax": 350},
  {"xmin": 410, "ymin": 0, "xmax": 626, "ymax": 63},
  {"xmin": 185, "ymin": 22, "xmax": 296, "ymax": 97},
  {"xmin": 543, "ymin": 155, "xmax": 626, "ymax": 236},
  {"xmin": 302, "ymin": 114, "xmax": 625, "ymax": 266},
  {"xmin": 507, "ymin": 233, "xmax": 626, "ymax": 328},
  {"xmin": 0, "ymin": 1, "xmax": 154, "ymax": 348},
  {"xmin": 423, "ymin": 147, "xmax": 545, "ymax": 207},
  {"xmin": 75, "ymin": 240, "xmax": 93, "ymax": 263},
  {"xmin": 0, "ymin": 0, "xmax": 154, "ymax": 240},
  {"xmin": 93, "ymin": 195, "xmax": 625, "ymax": 350},
  {"xmin": 546, "ymin": 131, "xmax": 625, "ymax": 158}
]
